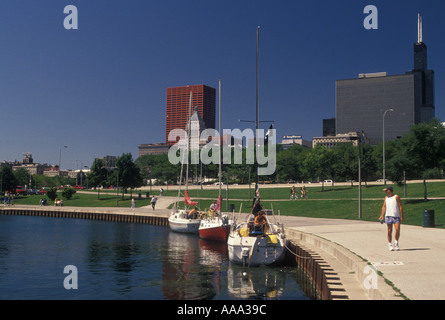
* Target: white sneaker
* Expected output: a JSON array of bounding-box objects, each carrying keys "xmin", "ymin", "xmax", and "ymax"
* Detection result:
[
  {"xmin": 394, "ymin": 241, "xmax": 400, "ymax": 251},
  {"xmin": 388, "ymin": 243, "xmax": 394, "ymax": 251}
]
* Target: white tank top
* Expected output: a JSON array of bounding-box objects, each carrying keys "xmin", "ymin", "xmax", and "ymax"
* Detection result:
[{"xmin": 385, "ymin": 195, "xmax": 401, "ymax": 217}]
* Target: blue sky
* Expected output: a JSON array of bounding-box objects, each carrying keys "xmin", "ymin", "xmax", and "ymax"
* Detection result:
[{"xmin": 0, "ymin": 0, "xmax": 444, "ymax": 169}]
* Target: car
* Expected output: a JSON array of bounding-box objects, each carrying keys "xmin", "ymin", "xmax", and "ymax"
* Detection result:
[
  {"xmin": 323, "ymin": 180, "xmax": 333, "ymax": 185},
  {"xmin": 214, "ymin": 182, "xmax": 224, "ymax": 186},
  {"xmin": 27, "ymin": 189, "xmax": 43, "ymax": 195},
  {"xmin": 16, "ymin": 186, "xmax": 27, "ymax": 195},
  {"xmin": 72, "ymin": 185, "xmax": 85, "ymax": 190}
]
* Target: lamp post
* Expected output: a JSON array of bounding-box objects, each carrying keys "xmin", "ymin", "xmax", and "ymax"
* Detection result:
[
  {"xmin": 351, "ymin": 132, "xmax": 364, "ymax": 219},
  {"xmin": 58, "ymin": 146, "xmax": 68, "ymax": 177},
  {"xmin": 382, "ymin": 109, "xmax": 394, "ymax": 186}
]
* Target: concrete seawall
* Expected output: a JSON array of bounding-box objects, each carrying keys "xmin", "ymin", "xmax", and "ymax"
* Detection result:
[
  {"xmin": 285, "ymin": 229, "xmax": 400, "ymax": 300},
  {"xmin": 0, "ymin": 206, "xmax": 169, "ymax": 227}
]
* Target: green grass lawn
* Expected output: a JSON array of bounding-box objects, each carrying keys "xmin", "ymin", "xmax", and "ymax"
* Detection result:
[
  {"xmin": 11, "ymin": 181, "xmax": 445, "ymax": 228},
  {"xmin": 172, "ymin": 181, "xmax": 445, "ymax": 228},
  {"xmin": 12, "ymin": 192, "xmax": 152, "ymax": 208},
  {"xmin": 156, "ymin": 181, "xmax": 445, "ymax": 200}
]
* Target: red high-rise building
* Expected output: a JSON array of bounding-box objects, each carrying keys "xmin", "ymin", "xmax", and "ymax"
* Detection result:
[{"xmin": 165, "ymin": 85, "xmax": 216, "ymax": 145}]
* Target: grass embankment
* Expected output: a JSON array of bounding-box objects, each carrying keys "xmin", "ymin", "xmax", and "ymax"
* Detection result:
[
  {"xmin": 172, "ymin": 182, "xmax": 445, "ymax": 228},
  {"xmin": 11, "ymin": 181, "xmax": 445, "ymax": 228},
  {"xmin": 11, "ymin": 192, "xmax": 152, "ymax": 208}
]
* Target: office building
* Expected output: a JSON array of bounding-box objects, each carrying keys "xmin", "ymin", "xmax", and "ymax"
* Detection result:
[
  {"xmin": 312, "ymin": 132, "xmax": 360, "ymax": 149},
  {"xmin": 165, "ymin": 84, "xmax": 216, "ymax": 146},
  {"xmin": 322, "ymin": 118, "xmax": 336, "ymax": 137},
  {"xmin": 281, "ymin": 135, "xmax": 312, "ymax": 149},
  {"xmin": 335, "ymin": 14, "xmax": 434, "ymax": 145},
  {"xmin": 138, "ymin": 143, "xmax": 170, "ymax": 157}
]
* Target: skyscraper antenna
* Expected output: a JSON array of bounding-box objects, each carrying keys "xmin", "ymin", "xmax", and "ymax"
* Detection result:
[{"xmin": 418, "ymin": 13, "xmax": 423, "ymax": 43}]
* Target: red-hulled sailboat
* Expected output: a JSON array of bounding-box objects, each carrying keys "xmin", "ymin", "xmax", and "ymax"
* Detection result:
[
  {"xmin": 198, "ymin": 195, "xmax": 231, "ymax": 241},
  {"xmin": 198, "ymin": 80, "xmax": 232, "ymax": 242}
]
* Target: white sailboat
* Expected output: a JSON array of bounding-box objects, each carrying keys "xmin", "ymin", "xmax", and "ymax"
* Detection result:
[
  {"xmin": 227, "ymin": 26, "xmax": 287, "ymax": 266},
  {"xmin": 227, "ymin": 203, "xmax": 287, "ymax": 267},
  {"xmin": 168, "ymin": 91, "xmax": 201, "ymax": 234}
]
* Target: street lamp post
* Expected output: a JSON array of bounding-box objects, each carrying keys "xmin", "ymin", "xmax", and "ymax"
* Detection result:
[
  {"xmin": 58, "ymin": 146, "xmax": 68, "ymax": 177},
  {"xmin": 382, "ymin": 109, "xmax": 394, "ymax": 186}
]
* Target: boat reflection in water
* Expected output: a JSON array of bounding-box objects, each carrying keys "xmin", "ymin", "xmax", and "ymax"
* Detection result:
[
  {"xmin": 227, "ymin": 266, "xmax": 286, "ymax": 299},
  {"xmin": 161, "ymin": 231, "xmax": 314, "ymax": 300}
]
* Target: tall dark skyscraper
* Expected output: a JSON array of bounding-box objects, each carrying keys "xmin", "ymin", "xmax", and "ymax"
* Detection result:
[
  {"xmin": 336, "ymin": 14, "xmax": 435, "ymax": 145},
  {"xmin": 165, "ymin": 84, "xmax": 216, "ymax": 146},
  {"xmin": 413, "ymin": 14, "xmax": 435, "ymax": 124}
]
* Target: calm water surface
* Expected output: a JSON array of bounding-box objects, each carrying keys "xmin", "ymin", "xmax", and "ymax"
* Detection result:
[{"xmin": 0, "ymin": 215, "xmax": 315, "ymax": 300}]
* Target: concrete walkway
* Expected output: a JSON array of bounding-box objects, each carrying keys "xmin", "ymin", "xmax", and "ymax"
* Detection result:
[{"xmin": 279, "ymin": 216, "xmax": 445, "ymax": 300}]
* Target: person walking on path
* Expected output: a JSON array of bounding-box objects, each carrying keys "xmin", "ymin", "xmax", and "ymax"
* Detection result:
[
  {"xmin": 379, "ymin": 186, "xmax": 404, "ymax": 251},
  {"xmin": 151, "ymin": 196, "xmax": 157, "ymax": 210},
  {"xmin": 131, "ymin": 197, "xmax": 135, "ymax": 211}
]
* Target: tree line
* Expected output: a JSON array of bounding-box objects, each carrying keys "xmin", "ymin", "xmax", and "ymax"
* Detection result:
[{"xmin": 2, "ymin": 120, "xmax": 444, "ymax": 199}]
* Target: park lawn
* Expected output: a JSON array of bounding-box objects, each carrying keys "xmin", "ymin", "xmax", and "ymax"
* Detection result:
[
  {"xmin": 13, "ymin": 192, "xmax": 152, "ymax": 208},
  {"xmin": 191, "ymin": 197, "xmax": 445, "ymax": 229},
  {"xmin": 12, "ymin": 181, "xmax": 445, "ymax": 228},
  {"xmin": 161, "ymin": 181, "xmax": 445, "ymax": 200}
]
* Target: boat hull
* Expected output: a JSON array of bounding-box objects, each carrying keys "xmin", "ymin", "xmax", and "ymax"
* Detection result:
[
  {"xmin": 227, "ymin": 233, "xmax": 287, "ymax": 267},
  {"xmin": 168, "ymin": 210, "xmax": 200, "ymax": 234},
  {"xmin": 199, "ymin": 224, "xmax": 230, "ymax": 242}
]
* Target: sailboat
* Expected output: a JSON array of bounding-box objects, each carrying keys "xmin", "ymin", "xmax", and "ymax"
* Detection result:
[
  {"xmin": 168, "ymin": 190, "xmax": 201, "ymax": 234},
  {"xmin": 199, "ymin": 80, "xmax": 232, "ymax": 242},
  {"xmin": 168, "ymin": 92, "xmax": 202, "ymax": 234},
  {"xmin": 227, "ymin": 200, "xmax": 287, "ymax": 266},
  {"xmin": 227, "ymin": 26, "xmax": 287, "ymax": 266}
]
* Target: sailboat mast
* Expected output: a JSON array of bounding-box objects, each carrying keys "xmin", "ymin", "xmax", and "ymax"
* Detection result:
[
  {"xmin": 255, "ymin": 26, "xmax": 260, "ymax": 197},
  {"xmin": 218, "ymin": 79, "xmax": 222, "ymax": 198},
  {"xmin": 185, "ymin": 91, "xmax": 192, "ymax": 192}
]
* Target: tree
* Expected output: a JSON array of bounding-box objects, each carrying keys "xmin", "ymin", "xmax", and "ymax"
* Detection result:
[
  {"xmin": 46, "ymin": 187, "xmax": 58, "ymax": 201},
  {"xmin": 13, "ymin": 167, "xmax": 31, "ymax": 186},
  {"xmin": 136, "ymin": 153, "xmax": 180, "ymax": 185},
  {"xmin": 0, "ymin": 165, "xmax": 18, "ymax": 194},
  {"xmin": 62, "ymin": 187, "xmax": 76, "ymax": 200},
  {"xmin": 404, "ymin": 119, "xmax": 445, "ymax": 200},
  {"xmin": 88, "ymin": 158, "xmax": 108, "ymax": 188},
  {"xmin": 276, "ymin": 145, "xmax": 308, "ymax": 182},
  {"xmin": 360, "ymin": 143, "xmax": 378, "ymax": 185},
  {"xmin": 303, "ymin": 146, "xmax": 330, "ymax": 191},
  {"xmin": 333, "ymin": 143, "xmax": 358, "ymax": 185},
  {"xmin": 115, "ymin": 153, "xmax": 143, "ymax": 196}
]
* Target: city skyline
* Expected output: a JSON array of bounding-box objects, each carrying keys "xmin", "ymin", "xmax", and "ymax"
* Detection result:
[{"xmin": 0, "ymin": 1, "xmax": 444, "ymax": 169}]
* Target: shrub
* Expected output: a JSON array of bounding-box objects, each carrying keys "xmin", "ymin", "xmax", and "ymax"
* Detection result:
[
  {"xmin": 62, "ymin": 187, "xmax": 76, "ymax": 200},
  {"xmin": 46, "ymin": 187, "xmax": 57, "ymax": 201}
]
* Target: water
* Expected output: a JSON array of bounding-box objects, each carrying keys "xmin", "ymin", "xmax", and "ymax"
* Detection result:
[{"xmin": 0, "ymin": 215, "xmax": 315, "ymax": 300}]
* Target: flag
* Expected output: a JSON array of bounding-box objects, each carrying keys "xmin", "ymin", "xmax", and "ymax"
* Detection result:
[
  {"xmin": 251, "ymin": 198, "xmax": 263, "ymax": 216},
  {"xmin": 184, "ymin": 190, "xmax": 198, "ymax": 206},
  {"xmin": 213, "ymin": 195, "xmax": 222, "ymax": 213},
  {"xmin": 265, "ymin": 124, "xmax": 273, "ymax": 144}
]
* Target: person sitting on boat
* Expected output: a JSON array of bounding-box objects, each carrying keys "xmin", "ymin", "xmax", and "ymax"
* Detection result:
[
  {"xmin": 188, "ymin": 206, "xmax": 199, "ymax": 219},
  {"xmin": 254, "ymin": 210, "xmax": 268, "ymax": 233}
]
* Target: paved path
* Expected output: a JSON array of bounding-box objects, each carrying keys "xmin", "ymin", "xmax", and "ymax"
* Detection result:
[{"xmin": 279, "ymin": 216, "xmax": 445, "ymax": 300}]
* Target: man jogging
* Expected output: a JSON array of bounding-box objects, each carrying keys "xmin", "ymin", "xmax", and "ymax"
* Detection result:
[{"xmin": 379, "ymin": 186, "xmax": 404, "ymax": 251}]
